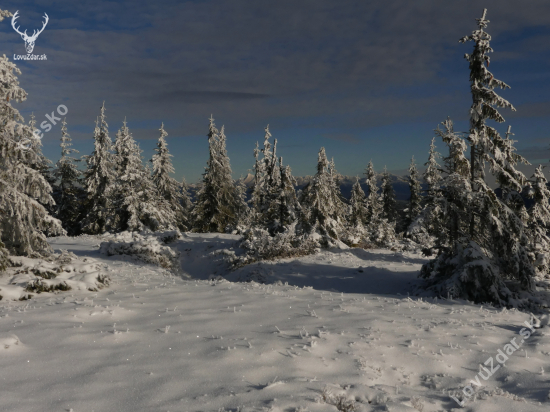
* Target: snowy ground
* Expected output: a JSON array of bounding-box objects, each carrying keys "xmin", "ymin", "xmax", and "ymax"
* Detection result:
[{"xmin": 0, "ymin": 233, "xmax": 549, "ymax": 412}]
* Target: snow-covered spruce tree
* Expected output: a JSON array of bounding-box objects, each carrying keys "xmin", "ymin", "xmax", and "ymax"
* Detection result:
[
  {"xmin": 404, "ymin": 157, "xmax": 422, "ymax": 230},
  {"xmin": 420, "ymin": 10, "xmax": 536, "ymax": 306},
  {"xmin": 428, "ymin": 119, "xmax": 472, "ymax": 249},
  {"xmin": 299, "ymin": 147, "xmax": 348, "ymax": 245},
  {"xmin": 526, "ymin": 166, "xmax": 550, "ymax": 275},
  {"xmin": 497, "ymin": 126, "xmax": 530, "ymax": 223},
  {"xmin": 364, "ymin": 161, "xmax": 381, "ymax": 225},
  {"xmin": 238, "ymin": 155, "xmax": 315, "ymax": 265},
  {"xmin": 0, "ymin": 9, "xmax": 63, "ymax": 257},
  {"xmin": 151, "ymin": 123, "xmax": 190, "ymax": 231},
  {"xmin": 113, "ymin": 120, "xmax": 175, "ymax": 232},
  {"xmin": 422, "ymin": 137, "xmax": 443, "ymax": 235},
  {"xmin": 250, "ymin": 140, "xmax": 266, "ymax": 221},
  {"xmin": 263, "ymin": 156, "xmax": 301, "ymax": 234},
  {"xmin": 230, "ymin": 176, "xmax": 251, "ymax": 233},
  {"xmin": 81, "ymin": 103, "xmax": 117, "ymax": 234},
  {"xmin": 381, "ymin": 166, "xmax": 398, "ymax": 224},
  {"xmin": 424, "ymin": 138, "xmax": 442, "ymax": 198},
  {"xmin": 349, "ymin": 177, "xmax": 367, "ymax": 228},
  {"xmin": 52, "ymin": 118, "xmax": 83, "ymax": 235},
  {"xmin": 250, "ymin": 125, "xmax": 281, "ymax": 228},
  {"xmin": 407, "ymin": 137, "xmax": 443, "ymax": 244},
  {"xmin": 180, "ymin": 176, "xmax": 194, "ymax": 228},
  {"xmin": 348, "ymin": 176, "xmax": 368, "ymax": 244},
  {"xmin": 192, "ymin": 116, "xmax": 239, "ymax": 233},
  {"xmin": 363, "ymin": 161, "xmax": 396, "ymax": 247}
]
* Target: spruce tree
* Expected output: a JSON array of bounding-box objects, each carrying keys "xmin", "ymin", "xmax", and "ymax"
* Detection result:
[
  {"xmin": 231, "ymin": 177, "xmax": 251, "ymax": 232},
  {"xmin": 424, "ymin": 138, "xmax": 442, "ymax": 199},
  {"xmin": 363, "ymin": 161, "xmax": 396, "ymax": 246},
  {"xmin": 421, "ymin": 10, "xmax": 537, "ymax": 306},
  {"xmin": 432, "ymin": 118, "xmax": 472, "ymax": 248},
  {"xmin": 364, "ymin": 161, "xmax": 381, "ymax": 224},
  {"xmin": 250, "ymin": 141, "xmax": 265, "ymax": 221},
  {"xmin": 262, "ymin": 125, "xmax": 280, "ymax": 193},
  {"xmin": 412, "ymin": 137, "xmax": 443, "ymax": 241},
  {"xmin": 52, "ymin": 118, "xmax": 83, "ymax": 235},
  {"xmin": 349, "ymin": 177, "xmax": 368, "ymax": 231},
  {"xmin": 299, "ymin": 147, "xmax": 347, "ymax": 243},
  {"xmin": 381, "ymin": 166, "xmax": 398, "ymax": 224},
  {"xmin": 265, "ymin": 157, "xmax": 300, "ymax": 234},
  {"xmin": 193, "ymin": 116, "xmax": 238, "ymax": 233},
  {"xmin": 81, "ymin": 103, "xmax": 117, "ymax": 234},
  {"xmin": 180, "ymin": 176, "xmax": 194, "ymax": 229},
  {"xmin": 0, "ymin": 9, "xmax": 63, "ymax": 257},
  {"xmin": 404, "ymin": 157, "xmax": 422, "ymax": 232},
  {"xmin": 526, "ymin": 166, "xmax": 550, "ymax": 275},
  {"xmin": 151, "ymin": 123, "xmax": 190, "ymax": 231},
  {"xmin": 250, "ymin": 125, "xmax": 281, "ymax": 228},
  {"xmin": 113, "ymin": 120, "xmax": 175, "ymax": 232}
]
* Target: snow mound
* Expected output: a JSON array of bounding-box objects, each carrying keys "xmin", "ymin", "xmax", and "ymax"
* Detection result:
[{"xmin": 0, "ymin": 334, "xmax": 22, "ymax": 352}]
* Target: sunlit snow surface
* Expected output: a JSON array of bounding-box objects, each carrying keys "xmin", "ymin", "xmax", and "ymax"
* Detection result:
[{"xmin": 0, "ymin": 234, "xmax": 549, "ymax": 412}]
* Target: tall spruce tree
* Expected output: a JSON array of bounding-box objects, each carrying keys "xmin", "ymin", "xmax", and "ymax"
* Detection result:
[
  {"xmin": 113, "ymin": 120, "xmax": 175, "ymax": 232},
  {"xmin": 81, "ymin": 103, "xmax": 117, "ymax": 234},
  {"xmin": 299, "ymin": 147, "xmax": 347, "ymax": 243},
  {"xmin": 421, "ymin": 10, "xmax": 537, "ymax": 306},
  {"xmin": 52, "ymin": 118, "xmax": 83, "ymax": 235},
  {"xmin": 231, "ymin": 177, "xmax": 251, "ymax": 232},
  {"xmin": 193, "ymin": 116, "xmax": 238, "ymax": 233},
  {"xmin": 264, "ymin": 157, "xmax": 300, "ymax": 234},
  {"xmin": 413, "ymin": 136, "xmax": 444, "ymax": 240},
  {"xmin": 349, "ymin": 177, "xmax": 368, "ymax": 231},
  {"xmin": 404, "ymin": 157, "xmax": 422, "ymax": 231},
  {"xmin": 363, "ymin": 162, "xmax": 396, "ymax": 246},
  {"xmin": 151, "ymin": 123, "xmax": 190, "ymax": 231},
  {"xmin": 381, "ymin": 166, "xmax": 398, "ymax": 224},
  {"xmin": 424, "ymin": 138, "xmax": 442, "ymax": 198},
  {"xmin": 0, "ymin": 9, "xmax": 63, "ymax": 257},
  {"xmin": 526, "ymin": 166, "xmax": 550, "ymax": 275},
  {"xmin": 364, "ymin": 161, "xmax": 381, "ymax": 224},
  {"xmin": 250, "ymin": 140, "xmax": 265, "ymax": 220},
  {"xmin": 180, "ymin": 176, "xmax": 194, "ymax": 229},
  {"xmin": 432, "ymin": 119, "xmax": 472, "ymax": 248},
  {"xmin": 251, "ymin": 125, "xmax": 281, "ymax": 227}
]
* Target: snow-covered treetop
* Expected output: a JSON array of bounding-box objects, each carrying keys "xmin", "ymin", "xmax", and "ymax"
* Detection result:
[
  {"xmin": 423, "ymin": 137, "xmax": 441, "ymax": 196},
  {"xmin": 460, "ymin": 8, "xmax": 517, "ymax": 186},
  {"xmin": 152, "ymin": 123, "xmax": 176, "ymax": 178},
  {"xmin": 59, "ymin": 118, "xmax": 79, "ymax": 163}
]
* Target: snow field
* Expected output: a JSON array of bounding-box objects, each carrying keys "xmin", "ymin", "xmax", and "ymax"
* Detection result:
[{"xmin": 0, "ymin": 235, "xmax": 549, "ymax": 411}]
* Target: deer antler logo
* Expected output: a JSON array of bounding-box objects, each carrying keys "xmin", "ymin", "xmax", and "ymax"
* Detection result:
[{"xmin": 11, "ymin": 11, "xmax": 49, "ymax": 54}]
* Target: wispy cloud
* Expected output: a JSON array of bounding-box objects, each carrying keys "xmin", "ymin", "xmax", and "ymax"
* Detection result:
[{"xmin": 322, "ymin": 133, "xmax": 360, "ymax": 144}]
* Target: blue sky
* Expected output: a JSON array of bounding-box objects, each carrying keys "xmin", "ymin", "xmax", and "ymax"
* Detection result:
[{"xmin": 2, "ymin": 0, "xmax": 550, "ymax": 183}]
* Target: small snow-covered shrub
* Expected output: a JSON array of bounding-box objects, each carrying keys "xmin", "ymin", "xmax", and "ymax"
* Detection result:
[
  {"xmin": 1, "ymin": 249, "xmax": 110, "ymax": 300},
  {"xmin": 235, "ymin": 224, "xmax": 317, "ymax": 267},
  {"xmin": 25, "ymin": 279, "xmax": 71, "ymax": 293},
  {"xmin": 99, "ymin": 231, "xmax": 180, "ymax": 270},
  {"xmin": 155, "ymin": 230, "xmax": 182, "ymax": 244},
  {"xmin": 319, "ymin": 387, "xmax": 357, "ymax": 412},
  {"xmin": 410, "ymin": 396, "xmax": 424, "ymax": 412},
  {"xmin": 405, "ymin": 213, "xmax": 435, "ymax": 248}
]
